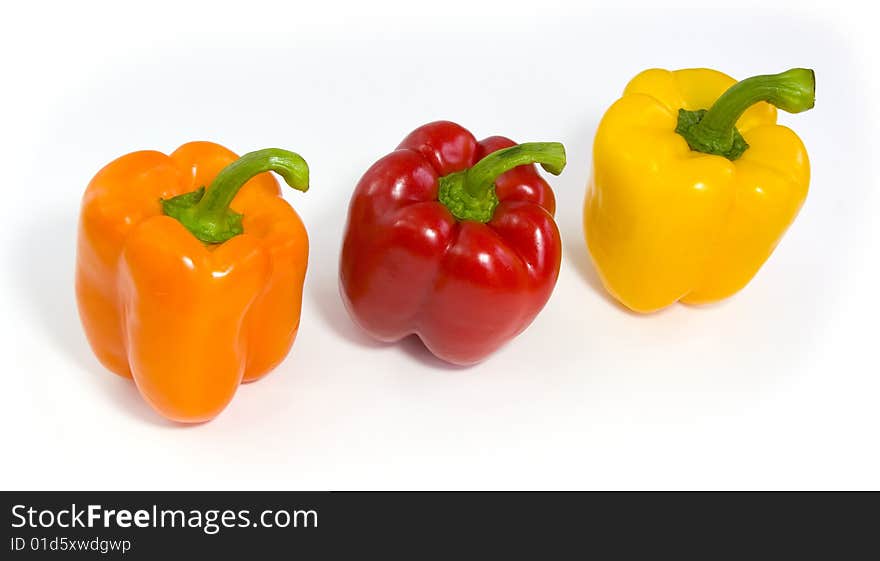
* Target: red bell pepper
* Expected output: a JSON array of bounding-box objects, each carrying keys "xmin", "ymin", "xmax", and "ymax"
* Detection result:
[{"xmin": 339, "ymin": 121, "xmax": 566, "ymax": 365}]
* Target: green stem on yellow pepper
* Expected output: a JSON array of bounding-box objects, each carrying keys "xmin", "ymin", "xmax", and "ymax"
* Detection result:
[
  {"xmin": 162, "ymin": 148, "xmax": 309, "ymax": 244},
  {"xmin": 675, "ymin": 68, "xmax": 815, "ymax": 160}
]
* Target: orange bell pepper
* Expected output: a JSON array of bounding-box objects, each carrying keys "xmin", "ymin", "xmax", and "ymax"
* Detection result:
[{"xmin": 76, "ymin": 142, "xmax": 310, "ymax": 422}]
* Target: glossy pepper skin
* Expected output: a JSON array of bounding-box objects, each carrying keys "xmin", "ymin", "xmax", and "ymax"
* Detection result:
[
  {"xmin": 340, "ymin": 121, "xmax": 566, "ymax": 365},
  {"xmin": 585, "ymin": 68, "xmax": 815, "ymax": 313},
  {"xmin": 76, "ymin": 142, "xmax": 309, "ymax": 422}
]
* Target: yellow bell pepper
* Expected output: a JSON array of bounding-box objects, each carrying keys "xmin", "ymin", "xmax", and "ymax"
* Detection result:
[{"xmin": 584, "ymin": 68, "xmax": 815, "ymax": 313}]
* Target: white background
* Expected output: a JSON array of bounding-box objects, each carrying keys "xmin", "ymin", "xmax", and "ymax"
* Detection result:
[{"xmin": 1, "ymin": 0, "xmax": 878, "ymax": 490}]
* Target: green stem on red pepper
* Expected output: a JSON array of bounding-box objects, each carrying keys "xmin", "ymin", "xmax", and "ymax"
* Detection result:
[
  {"xmin": 162, "ymin": 148, "xmax": 309, "ymax": 244},
  {"xmin": 438, "ymin": 142, "xmax": 566, "ymax": 223},
  {"xmin": 675, "ymin": 68, "xmax": 815, "ymax": 161}
]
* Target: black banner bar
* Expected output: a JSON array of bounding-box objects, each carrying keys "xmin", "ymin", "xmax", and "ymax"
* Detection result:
[{"xmin": 2, "ymin": 491, "xmax": 877, "ymax": 558}]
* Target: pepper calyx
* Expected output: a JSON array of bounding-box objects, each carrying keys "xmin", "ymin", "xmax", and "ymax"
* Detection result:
[
  {"xmin": 162, "ymin": 187, "xmax": 245, "ymax": 244},
  {"xmin": 675, "ymin": 108, "xmax": 750, "ymax": 161},
  {"xmin": 438, "ymin": 171, "xmax": 499, "ymax": 223}
]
